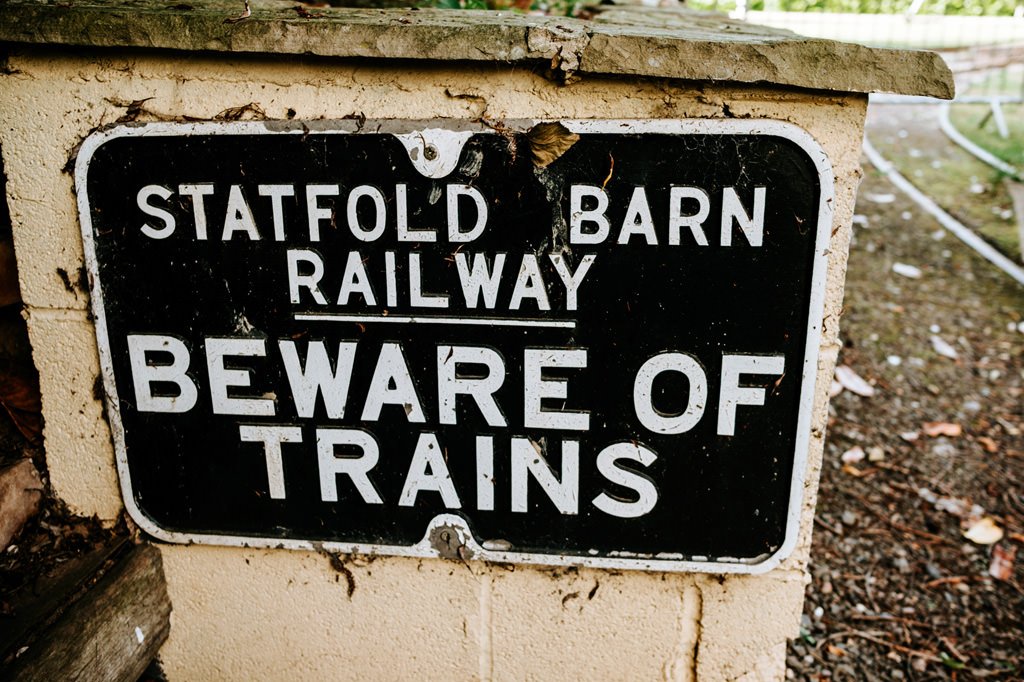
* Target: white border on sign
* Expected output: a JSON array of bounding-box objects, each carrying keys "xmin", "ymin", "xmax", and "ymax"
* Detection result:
[{"xmin": 75, "ymin": 119, "xmax": 834, "ymax": 575}]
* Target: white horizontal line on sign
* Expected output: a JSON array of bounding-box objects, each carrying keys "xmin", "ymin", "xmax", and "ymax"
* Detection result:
[{"xmin": 293, "ymin": 313, "xmax": 577, "ymax": 329}]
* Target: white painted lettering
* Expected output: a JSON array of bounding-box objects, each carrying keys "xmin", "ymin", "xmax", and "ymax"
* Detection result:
[
  {"xmin": 337, "ymin": 251, "xmax": 376, "ymax": 306},
  {"xmin": 205, "ymin": 337, "xmax": 275, "ymax": 416},
  {"xmin": 126, "ymin": 334, "xmax": 197, "ymax": 413},
  {"xmin": 548, "ymin": 254, "xmax": 596, "ymax": 311},
  {"xmin": 279, "ymin": 340, "xmax": 357, "ymax": 419},
  {"xmin": 721, "ymin": 187, "xmax": 766, "ymax": 247},
  {"xmin": 669, "ymin": 187, "xmax": 710, "ymax": 246},
  {"xmin": 476, "ymin": 435, "xmax": 495, "ymax": 512},
  {"xmin": 633, "ymin": 352, "xmax": 708, "ymax": 435},
  {"xmin": 239, "ymin": 424, "xmax": 302, "ymax": 500},
  {"xmin": 592, "ymin": 442, "xmax": 659, "ymax": 518},
  {"xmin": 395, "ymin": 184, "xmax": 436, "ymax": 242},
  {"xmin": 569, "ymin": 185, "xmax": 610, "ymax": 244},
  {"xmin": 523, "ymin": 348, "xmax": 589, "ymax": 431},
  {"xmin": 286, "ymin": 249, "xmax": 328, "ymax": 305},
  {"xmin": 409, "ymin": 252, "xmax": 448, "ymax": 308},
  {"xmin": 361, "ymin": 342, "xmax": 426, "ymax": 422},
  {"xmin": 258, "ymin": 184, "xmax": 295, "ymax": 241},
  {"xmin": 437, "ymin": 345, "xmax": 507, "ymax": 427},
  {"xmin": 617, "ymin": 186, "xmax": 657, "ymax": 245},
  {"xmin": 717, "ymin": 354, "xmax": 785, "ymax": 436},
  {"xmin": 508, "ymin": 254, "xmax": 550, "ymax": 311},
  {"xmin": 347, "ymin": 185, "xmax": 386, "ymax": 242},
  {"xmin": 511, "ymin": 438, "xmax": 579, "ymax": 514},
  {"xmin": 178, "ymin": 184, "xmax": 214, "ymax": 240},
  {"xmin": 455, "ymin": 252, "xmax": 505, "ymax": 309},
  {"xmin": 398, "ymin": 432, "xmax": 461, "ymax": 508},
  {"xmin": 316, "ymin": 428, "xmax": 383, "ymax": 504},
  {"xmin": 222, "ymin": 185, "xmax": 260, "ymax": 240},
  {"xmin": 137, "ymin": 185, "xmax": 175, "ymax": 239},
  {"xmin": 447, "ymin": 184, "xmax": 487, "ymax": 243},
  {"xmin": 306, "ymin": 184, "xmax": 338, "ymax": 242}
]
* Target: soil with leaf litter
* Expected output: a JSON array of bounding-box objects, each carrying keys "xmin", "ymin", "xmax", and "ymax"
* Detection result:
[{"xmin": 787, "ymin": 107, "xmax": 1024, "ymax": 680}]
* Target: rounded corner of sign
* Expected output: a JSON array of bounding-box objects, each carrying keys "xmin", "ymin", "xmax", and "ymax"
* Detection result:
[
  {"xmin": 745, "ymin": 534, "xmax": 800, "ymax": 575},
  {"xmin": 121, "ymin": 496, "xmax": 193, "ymax": 545},
  {"xmin": 76, "ymin": 127, "xmax": 125, "ymax": 177}
]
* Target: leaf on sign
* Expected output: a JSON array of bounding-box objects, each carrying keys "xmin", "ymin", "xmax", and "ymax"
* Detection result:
[
  {"xmin": 988, "ymin": 544, "xmax": 1016, "ymax": 581},
  {"xmin": 963, "ymin": 517, "xmax": 1004, "ymax": 545},
  {"xmin": 834, "ymin": 365, "xmax": 874, "ymax": 397},
  {"xmin": 923, "ymin": 422, "xmax": 962, "ymax": 438},
  {"xmin": 527, "ymin": 122, "xmax": 579, "ymax": 169}
]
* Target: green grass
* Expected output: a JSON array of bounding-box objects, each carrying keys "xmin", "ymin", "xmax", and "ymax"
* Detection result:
[
  {"xmin": 869, "ymin": 109, "xmax": 1021, "ymax": 260},
  {"xmin": 948, "ymin": 103, "xmax": 1024, "ymax": 170}
]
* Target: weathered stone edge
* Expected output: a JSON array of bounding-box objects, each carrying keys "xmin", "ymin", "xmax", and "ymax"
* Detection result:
[{"xmin": 0, "ymin": 1, "xmax": 954, "ymax": 98}]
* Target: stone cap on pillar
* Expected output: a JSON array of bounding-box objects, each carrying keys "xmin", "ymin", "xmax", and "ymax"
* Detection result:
[{"xmin": 0, "ymin": 0, "xmax": 954, "ymax": 97}]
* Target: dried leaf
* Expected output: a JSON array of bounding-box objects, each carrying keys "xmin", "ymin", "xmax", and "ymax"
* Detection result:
[
  {"xmin": 834, "ymin": 365, "xmax": 875, "ymax": 397},
  {"xmin": 963, "ymin": 517, "xmax": 1004, "ymax": 545},
  {"xmin": 527, "ymin": 122, "xmax": 579, "ymax": 169},
  {"xmin": 841, "ymin": 464, "xmax": 865, "ymax": 477},
  {"xmin": 841, "ymin": 446, "xmax": 865, "ymax": 464},
  {"xmin": 892, "ymin": 262, "xmax": 922, "ymax": 279},
  {"xmin": 988, "ymin": 544, "xmax": 1016, "ymax": 581},
  {"xmin": 0, "ymin": 240, "xmax": 21, "ymax": 308},
  {"xmin": 976, "ymin": 436, "xmax": 998, "ymax": 453},
  {"xmin": 0, "ymin": 368, "xmax": 42, "ymax": 443},
  {"xmin": 215, "ymin": 102, "xmax": 266, "ymax": 121},
  {"xmin": 923, "ymin": 422, "xmax": 962, "ymax": 438},
  {"xmin": 867, "ymin": 446, "xmax": 886, "ymax": 462},
  {"xmin": 930, "ymin": 335, "xmax": 959, "ymax": 360}
]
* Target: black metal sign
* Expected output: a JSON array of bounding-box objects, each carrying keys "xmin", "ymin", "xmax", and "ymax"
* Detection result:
[{"xmin": 77, "ymin": 119, "xmax": 832, "ymax": 573}]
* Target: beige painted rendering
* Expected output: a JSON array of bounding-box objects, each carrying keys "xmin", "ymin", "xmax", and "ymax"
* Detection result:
[{"xmin": 0, "ymin": 44, "xmax": 869, "ymax": 680}]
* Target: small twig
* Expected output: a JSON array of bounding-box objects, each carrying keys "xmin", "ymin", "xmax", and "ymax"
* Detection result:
[
  {"xmin": 849, "ymin": 492, "xmax": 953, "ymax": 545},
  {"xmin": 847, "ymin": 614, "xmax": 933, "ymax": 629},
  {"xmin": 939, "ymin": 635, "xmax": 968, "ymax": 663},
  {"xmin": 923, "ymin": 576, "xmax": 970, "ymax": 589},
  {"xmin": 814, "ymin": 516, "xmax": 844, "ymax": 535},
  {"xmin": 831, "ymin": 630, "xmax": 943, "ymax": 663}
]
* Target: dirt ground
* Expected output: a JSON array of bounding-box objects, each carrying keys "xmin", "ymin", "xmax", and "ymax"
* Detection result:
[{"xmin": 787, "ymin": 104, "xmax": 1024, "ymax": 680}]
